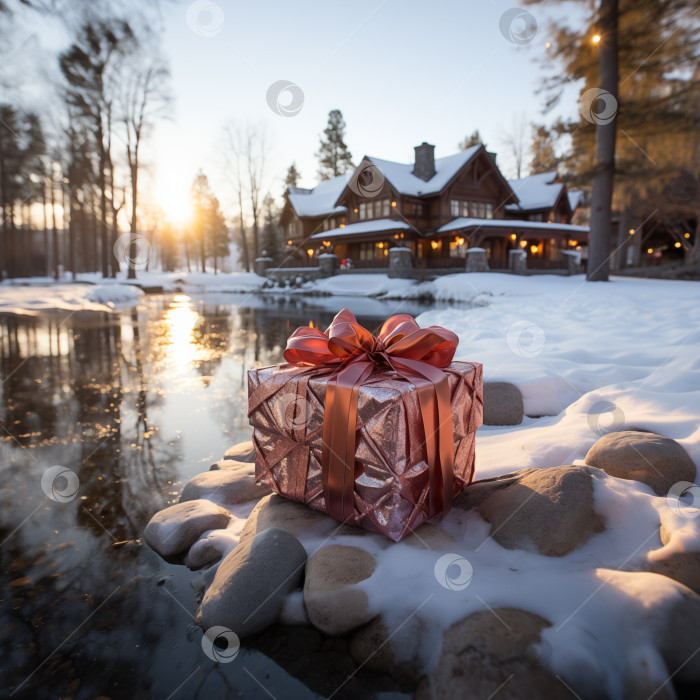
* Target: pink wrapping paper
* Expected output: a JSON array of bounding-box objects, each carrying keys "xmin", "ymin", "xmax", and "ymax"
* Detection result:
[{"xmin": 248, "ymin": 360, "xmax": 483, "ymax": 541}]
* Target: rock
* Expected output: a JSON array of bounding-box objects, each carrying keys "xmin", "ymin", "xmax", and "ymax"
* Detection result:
[
  {"xmin": 349, "ymin": 615, "xmax": 424, "ymax": 679},
  {"xmin": 199, "ymin": 528, "xmax": 307, "ymax": 638},
  {"xmin": 224, "ymin": 440, "xmax": 255, "ymax": 463},
  {"xmin": 585, "ymin": 431, "xmax": 696, "ymax": 496},
  {"xmin": 483, "ymin": 382, "xmax": 524, "ymax": 426},
  {"xmin": 401, "ymin": 523, "xmax": 456, "ymax": 550},
  {"xmin": 454, "ymin": 469, "xmax": 539, "ymax": 511},
  {"xmin": 180, "ymin": 467, "xmax": 270, "ymax": 505},
  {"xmin": 478, "ymin": 466, "xmax": 605, "ymax": 557},
  {"xmin": 416, "ymin": 609, "xmax": 571, "ymax": 700},
  {"xmin": 210, "ymin": 458, "xmax": 255, "ymax": 472},
  {"xmin": 304, "ymin": 545, "xmax": 377, "ymax": 635},
  {"xmin": 184, "ymin": 536, "xmax": 225, "ymax": 570},
  {"xmin": 143, "ymin": 500, "xmax": 231, "ymax": 558},
  {"xmin": 239, "ymin": 494, "xmax": 332, "ymax": 544},
  {"xmin": 599, "ymin": 569, "xmax": 700, "ymax": 684},
  {"xmin": 647, "ymin": 552, "xmax": 700, "ymax": 596}
]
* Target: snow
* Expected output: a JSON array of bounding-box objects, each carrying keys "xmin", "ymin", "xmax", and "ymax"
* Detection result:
[
  {"xmin": 365, "ymin": 145, "xmax": 481, "ymax": 197},
  {"xmin": 287, "ymin": 174, "xmax": 350, "ymax": 217},
  {"xmin": 0, "ymin": 280, "xmax": 144, "ymax": 315},
  {"xmin": 310, "ymin": 274, "xmax": 416, "ymax": 297},
  {"xmin": 568, "ymin": 189, "xmax": 585, "ymax": 211},
  {"xmin": 310, "ymin": 218, "xmax": 413, "ymax": 240},
  {"xmin": 506, "ymin": 171, "xmax": 564, "ymax": 212},
  {"xmin": 437, "ymin": 217, "xmax": 589, "ymax": 235},
  {"xmin": 0, "ymin": 271, "xmax": 267, "ymax": 314}
]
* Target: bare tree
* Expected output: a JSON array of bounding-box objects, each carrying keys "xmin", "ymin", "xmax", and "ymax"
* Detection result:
[
  {"xmin": 245, "ymin": 124, "xmax": 269, "ymax": 261},
  {"xmin": 222, "ymin": 124, "xmax": 251, "ymax": 272},
  {"xmin": 500, "ymin": 112, "xmax": 529, "ymax": 179},
  {"xmin": 120, "ymin": 42, "xmax": 171, "ymax": 279}
]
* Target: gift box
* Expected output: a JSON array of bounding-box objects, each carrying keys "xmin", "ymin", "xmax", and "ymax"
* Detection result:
[{"xmin": 248, "ymin": 309, "xmax": 483, "ymax": 541}]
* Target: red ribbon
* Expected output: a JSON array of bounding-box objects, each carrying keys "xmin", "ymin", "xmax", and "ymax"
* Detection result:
[{"xmin": 283, "ymin": 309, "xmax": 459, "ymax": 525}]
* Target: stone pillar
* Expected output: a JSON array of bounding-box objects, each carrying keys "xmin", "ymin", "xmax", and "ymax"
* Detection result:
[
  {"xmin": 509, "ymin": 249, "xmax": 527, "ymax": 275},
  {"xmin": 562, "ymin": 250, "xmax": 582, "ymax": 275},
  {"xmin": 388, "ymin": 247, "xmax": 414, "ymax": 278},
  {"xmin": 318, "ymin": 253, "xmax": 339, "ymax": 278},
  {"xmin": 255, "ymin": 256, "xmax": 273, "ymax": 277},
  {"xmin": 465, "ymin": 247, "xmax": 489, "ymax": 273}
]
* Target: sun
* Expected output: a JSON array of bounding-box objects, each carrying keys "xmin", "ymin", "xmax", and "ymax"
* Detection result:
[{"xmin": 154, "ymin": 175, "xmax": 193, "ymax": 227}]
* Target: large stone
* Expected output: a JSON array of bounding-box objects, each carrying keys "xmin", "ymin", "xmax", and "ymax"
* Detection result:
[
  {"xmin": 349, "ymin": 615, "xmax": 424, "ymax": 678},
  {"xmin": 180, "ymin": 467, "xmax": 270, "ymax": 505},
  {"xmin": 647, "ymin": 552, "xmax": 700, "ymax": 596},
  {"xmin": 143, "ymin": 499, "xmax": 231, "ymax": 558},
  {"xmin": 415, "ymin": 609, "xmax": 571, "ymax": 700},
  {"xmin": 210, "ymin": 458, "xmax": 255, "ymax": 472},
  {"xmin": 599, "ymin": 569, "xmax": 700, "ymax": 684},
  {"xmin": 199, "ymin": 528, "xmax": 307, "ymax": 638},
  {"xmin": 454, "ymin": 469, "xmax": 539, "ymax": 511},
  {"xmin": 239, "ymin": 494, "xmax": 333, "ymax": 545},
  {"xmin": 224, "ymin": 440, "xmax": 255, "ymax": 463},
  {"xmin": 483, "ymin": 382, "xmax": 524, "ymax": 426},
  {"xmin": 184, "ymin": 536, "xmax": 223, "ymax": 570},
  {"xmin": 304, "ymin": 545, "xmax": 377, "ymax": 636},
  {"xmin": 478, "ymin": 466, "xmax": 605, "ymax": 557},
  {"xmin": 585, "ymin": 431, "xmax": 696, "ymax": 496}
]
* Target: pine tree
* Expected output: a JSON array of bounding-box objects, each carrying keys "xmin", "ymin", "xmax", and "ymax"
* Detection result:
[
  {"xmin": 260, "ymin": 194, "xmax": 283, "ymax": 261},
  {"xmin": 316, "ymin": 110, "xmax": 354, "ymax": 181},
  {"xmin": 526, "ymin": 0, "xmax": 700, "ymax": 279},
  {"xmin": 190, "ymin": 170, "xmax": 229, "ymax": 273},
  {"xmin": 285, "ymin": 162, "xmax": 301, "ymax": 189},
  {"xmin": 529, "ymin": 123, "xmax": 562, "ymax": 175},
  {"xmin": 458, "ymin": 130, "xmax": 484, "ymax": 150}
]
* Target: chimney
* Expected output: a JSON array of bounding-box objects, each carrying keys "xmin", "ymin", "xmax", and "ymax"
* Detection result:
[{"xmin": 413, "ymin": 142, "xmax": 436, "ymax": 181}]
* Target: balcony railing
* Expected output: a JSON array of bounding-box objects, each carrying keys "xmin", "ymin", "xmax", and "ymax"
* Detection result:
[
  {"xmin": 527, "ymin": 258, "xmax": 567, "ymax": 270},
  {"xmin": 419, "ymin": 257, "xmax": 464, "ymax": 269},
  {"xmin": 273, "ymin": 258, "xmax": 318, "ymax": 269},
  {"xmin": 351, "ymin": 258, "xmax": 389, "ymax": 268}
]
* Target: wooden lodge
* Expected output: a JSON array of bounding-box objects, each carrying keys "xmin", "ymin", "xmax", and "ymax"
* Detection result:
[{"xmin": 279, "ymin": 142, "xmax": 587, "ymax": 272}]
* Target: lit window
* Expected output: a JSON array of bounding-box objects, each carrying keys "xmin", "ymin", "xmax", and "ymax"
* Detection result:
[{"xmin": 486, "ymin": 203, "xmax": 493, "ymax": 219}]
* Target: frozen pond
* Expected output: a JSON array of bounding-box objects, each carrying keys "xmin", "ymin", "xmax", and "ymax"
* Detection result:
[{"xmin": 0, "ymin": 292, "xmax": 448, "ymax": 699}]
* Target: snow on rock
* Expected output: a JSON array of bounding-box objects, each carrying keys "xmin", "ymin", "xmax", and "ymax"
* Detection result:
[{"xmin": 179, "ymin": 466, "xmax": 271, "ymax": 505}]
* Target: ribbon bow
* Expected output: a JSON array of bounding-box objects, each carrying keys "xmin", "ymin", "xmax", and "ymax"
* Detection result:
[{"xmin": 283, "ymin": 309, "xmax": 459, "ymax": 526}]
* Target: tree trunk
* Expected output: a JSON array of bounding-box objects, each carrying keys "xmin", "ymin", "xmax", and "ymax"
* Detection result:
[
  {"xmin": 586, "ymin": 0, "xmax": 619, "ymax": 282},
  {"xmin": 99, "ymin": 130, "xmax": 109, "ymax": 278},
  {"xmin": 50, "ymin": 171, "xmax": 59, "ymax": 280},
  {"xmin": 42, "ymin": 175, "xmax": 50, "ymax": 276},
  {"xmin": 68, "ymin": 185, "xmax": 77, "ymax": 281},
  {"xmin": 128, "ymin": 151, "xmax": 139, "ymax": 280}
]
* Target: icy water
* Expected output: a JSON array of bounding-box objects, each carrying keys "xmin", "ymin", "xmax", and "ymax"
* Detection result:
[{"xmin": 0, "ymin": 292, "xmax": 444, "ymax": 700}]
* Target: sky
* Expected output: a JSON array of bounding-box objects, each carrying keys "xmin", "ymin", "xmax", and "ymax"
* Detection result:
[{"xmin": 4, "ymin": 0, "xmax": 587, "ymax": 224}]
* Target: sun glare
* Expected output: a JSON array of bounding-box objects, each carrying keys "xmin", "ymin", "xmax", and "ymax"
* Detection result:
[{"xmin": 155, "ymin": 176, "xmax": 193, "ymax": 227}]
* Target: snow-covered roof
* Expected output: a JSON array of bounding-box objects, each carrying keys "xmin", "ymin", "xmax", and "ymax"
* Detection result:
[
  {"xmin": 568, "ymin": 189, "xmax": 584, "ymax": 211},
  {"xmin": 506, "ymin": 172, "xmax": 564, "ymax": 212},
  {"xmin": 363, "ymin": 145, "xmax": 481, "ymax": 198},
  {"xmin": 310, "ymin": 218, "xmax": 413, "ymax": 240},
  {"xmin": 287, "ymin": 174, "xmax": 350, "ymax": 217},
  {"xmin": 436, "ymin": 217, "xmax": 589, "ymax": 235}
]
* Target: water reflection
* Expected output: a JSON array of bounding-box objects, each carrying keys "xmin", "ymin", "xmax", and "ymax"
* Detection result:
[{"xmin": 0, "ymin": 293, "xmax": 442, "ymax": 699}]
